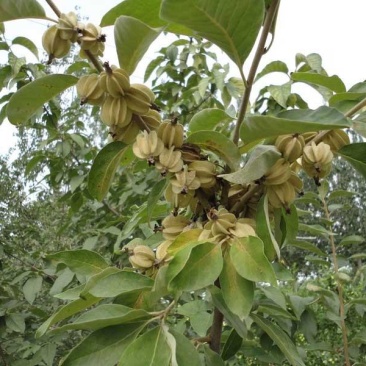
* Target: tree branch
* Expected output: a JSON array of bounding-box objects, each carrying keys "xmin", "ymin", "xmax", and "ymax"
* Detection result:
[
  {"xmin": 344, "ymin": 96, "xmax": 366, "ymax": 118},
  {"xmin": 209, "ymin": 279, "xmax": 224, "ymax": 353},
  {"xmin": 233, "ymin": 0, "xmax": 281, "ymax": 145}
]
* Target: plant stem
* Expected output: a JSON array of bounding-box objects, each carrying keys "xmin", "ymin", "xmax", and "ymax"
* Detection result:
[
  {"xmin": 45, "ymin": 0, "xmax": 104, "ymax": 73},
  {"xmin": 209, "ymin": 279, "xmax": 224, "ymax": 353},
  {"xmin": 321, "ymin": 195, "xmax": 351, "ymax": 366},
  {"xmin": 344, "ymin": 96, "xmax": 366, "ymax": 118},
  {"xmin": 233, "ymin": 0, "xmax": 281, "ymax": 145}
]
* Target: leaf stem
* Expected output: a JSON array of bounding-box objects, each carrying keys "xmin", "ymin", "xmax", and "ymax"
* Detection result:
[
  {"xmin": 344, "ymin": 96, "xmax": 366, "ymax": 118},
  {"xmin": 321, "ymin": 194, "xmax": 351, "ymax": 366},
  {"xmin": 233, "ymin": 0, "xmax": 281, "ymax": 145}
]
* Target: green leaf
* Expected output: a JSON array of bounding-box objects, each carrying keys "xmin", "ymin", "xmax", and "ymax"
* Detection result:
[
  {"xmin": 80, "ymin": 267, "xmax": 121, "ymax": 297},
  {"xmin": 144, "ymin": 56, "xmax": 165, "ymax": 82},
  {"xmin": 88, "ymin": 141, "xmax": 127, "ymax": 201},
  {"xmin": 220, "ymin": 252, "xmax": 254, "ymax": 320},
  {"xmin": 338, "ymin": 143, "xmax": 366, "ymax": 179},
  {"xmin": 328, "ymin": 189, "xmax": 357, "ymax": 201},
  {"xmin": 114, "ymin": 16, "xmax": 162, "ymax": 75},
  {"xmin": 203, "ymin": 344, "xmax": 225, "ymax": 365},
  {"xmin": 268, "ymin": 82, "xmax": 292, "ymax": 108},
  {"xmin": 36, "ymin": 293, "xmax": 101, "ymax": 338},
  {"xmin": 260, "ymin": 286, "xmax": 287, "ymax": 310},
  {"xmin": 0, "ymin": 0, "xmax": 46, "ymax": 21},
  {"xmin": 221, "ymin": 329, "xmax": 243, "ymax": 361},
  {"xmin": 230, "ymin": 237, "xmax": 277, "ymax": 285},
  {"xmin": 12, "ymin": 36, "xmax": 39, "ymax": 59},
  {"xmin": 60, "ymin": 323, "xmax": 144, "ymax": 366},
  {"xmin": 339, "ymin": 235, "xmax": 365, "ymax": 246},
  {"xmin": 298, "ymin": 223, "xmax": 333, "ymax": 237},
  {"xmin": 255, "ymin": 61, "xmax": 289, "ymax": 82},
  {"xmin": 23, "ymin": 275, "xmax": 43, "ymax": 304},
  {"xmin": 251, "ymin": 314, "xmax": 305, "ymax": 366},
  {"xmin": 189, "ymin": 108, "xmax": 233, "ymax": 134},
  {"xmin": 291, "ymin": 72, "xmax": 346, "ymax": 93},
  {"xmin": 241, "ymin": 106, "xmax": 351, "ymax": 144},
  {"xmin": 147, "ymin": 178, "xmax": 169, "ymax": 223},
  {"xmin": 168, "ymin": 242, "xmax": 223, "ymax": 292},
  {"xmin": 256, "ymin": 194, "xmax": 280, "ymax": 260},
  {"xmin": 5, "ymin": 313, "xmax": 25, "ymax": 333},
  {"xmin": 186, "ymin": 131, "xmax": 241, "ymax": 170},
  {"xmin": 88, "ymin": 271, "xmax": 154, "ymax": 298},
  {"xmin": 287, "ymin": 239, "xmax": 327, "ymax": 257},
  {"xmin": 160, "ymin": 0, "xmax": 265, "ymax": 68},
  {"xmin": 47, "ymin": 249, "xmax": 109, "ymax": 277},
  {"xmin": 167, "ymin": 228, "xmax": 203, "ymax": 255},
  {"xmin": 7, "ymin": 74, "xmax": 78, "ymax": 125},
  {"xmin": 54, "ymin": 304, "xmax": 150, "ymax": 332},
  {"xmin": 170, "ymin": 329, "xmax": 201, "ymax": 366},
  {"xmin": 119, "ymin": 326, "xmax": 171, "ymax": 366},
  {"xmin": 220, "ymin": 145, "xmax": 281, "ymax": 185}
]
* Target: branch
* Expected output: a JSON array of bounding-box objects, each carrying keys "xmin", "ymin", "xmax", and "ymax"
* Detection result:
[
  {"xmin": 209, "ymin": 279, "xmax": 224, "ymax": 353},
  {"xmin": 45, "ymin": 0, "xmax": 61, "ymax": 17},
  {"xmin": 233, "ymin": 0, "xmax": 281, "ymax": 145},
  {"xmin": 230, "ymin": 184, "xmax": 261, "ymax": 215},
  {"xmin": 344, "ymin": 96, "xmax": 366, "ymax": 118},
  {"xmin": 102, "ymin": 199, "xmax": 121, "ymax": 217},
  {"xmin": 321, "ymin": 193, "xmax": 351, "ymax": 366}
]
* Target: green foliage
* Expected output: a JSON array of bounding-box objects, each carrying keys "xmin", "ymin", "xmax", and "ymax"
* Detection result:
[{"xmin": 1, "ymin": 0, "xmax": 366, "ymax": 365}]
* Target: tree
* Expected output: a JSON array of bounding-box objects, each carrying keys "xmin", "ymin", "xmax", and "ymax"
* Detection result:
[{"xmin": 1, "ymin": 0, "xmax": 366, "ymax": 365}]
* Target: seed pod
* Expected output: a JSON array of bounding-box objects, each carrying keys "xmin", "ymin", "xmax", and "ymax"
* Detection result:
[
  {"xmin": 76, "ymin": 74, "xmax": 105, "ymax": 105},
  {"xmin": 99, "ymin": 63, "xmax": 131, "ymax": 98},
  {"xmin": 204, "ymin": 208, "xmax": 237, "ymax": 236},
  {"xmin": 164, "ymin": 182, "xmax": 196, "ymax": 209},
  {"xmin": 42, "ymin": 25, "xmax": 71, "ymax": 63},
  {"xmin": 229, "ymin": 218, "xmax": 256, "ymax": 238},
  {"xmin": 275, "ymin": 134, "xmax": 305, "ymax": 162},
  {"xmin": 180, "ymin": 143, "xmax": 202, "ymax": 163},
  {"xmin": 155, "ymin": 147, "xmax": 184, "ymax": 175},
  {"xmin": 266, "ymin": 181, "xmax": 296, "ymax": 209},
  {"xmin": 109, "ymin": 121, "xmax": 140, "ymax": 144},
  {"xmin": 156, "ymin": 240, "xmax": 173, "ymax": 261},
  {"xmin": 100, "ymin": 95, "xmax": 132, "ymax": 127},
  {"xmin": 162, "ymin": 215, "xmax": 190, "ymax": 241},
  {"xmin": 264, "ymin": 158, "xmax": 292, "ymax": 185},
  {"xmin": 170, "ymin": 165, "xmax": 201, "ymax": 195},
  {"xmin": 138, "ymin": 109, "xmax": 161, "ymax": 131},
  {"xmin": 129, "ymin": 245, "xmax": 155, "ymax": 269},
  {"xmin": 79, "ymin": 23, "xmax": 105, "ymax": 55},
  {"xmin": 132, "ymin": 130, "xmax": 164, "ymax": 164},
  {"xmin": 157, "ymin": 120, "xmax": 184, "ymax": 148},
  {"xmin": 131, "ymin": 83, "xmax": 156, "ymax": 103},
  {"xmin": 57, "ymin": 12, "xmax": 79, "ymax": 42},
  {"xmin": 321, "ymin": 129, "xmax": 350, "ymax": 152},
  {"xmin": 302, "ymin": 141, "xmax": 333, "ymax": 180},
  {"xmin": 125, "ymin": 85, "xmax": 152, "ymax": 115},
  {"xmin": 188, "ymin": 160, "xmax": 216, "ymax": 188}
]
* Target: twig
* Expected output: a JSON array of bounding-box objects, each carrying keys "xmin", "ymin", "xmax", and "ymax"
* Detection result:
[
  {"xmin": 102, "ymin": 199, "xmax": 120, "ymax": 217},
  {"xmin": 233, "ymin": 0, "xmax": 281, "ymax": 145},
  {"xmin": 45, "ymin": 0, "xmax": 61, "ymax": 17},
  {"xmin": 344, "ymin": 96, "xmax": 366, "ymax": 118},
  {"xmin": 209, "ymin": 279, "xmax": 224, "ymax": 353},
  {"xmin": 230, "ymin": 184, "xmax": 261, "ymax": 215},
  {"xmin": 321, "ymin": 194, "xmax": 351, "ymax": 366}
]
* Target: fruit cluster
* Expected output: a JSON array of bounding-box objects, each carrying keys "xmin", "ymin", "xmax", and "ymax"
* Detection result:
[{"xmin": 42, "ymin": 11, "xmax": 105, "ymax": 63}]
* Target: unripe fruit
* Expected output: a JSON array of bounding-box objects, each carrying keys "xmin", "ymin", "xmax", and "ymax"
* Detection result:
[
  {"xmin": 157, "ymin": 120, "xmax": 184, "ymax": 148},
  {"xmin": 266, "ymin": 181, "xmax": 296, "ymax": 209},
  {"xmin": 164, "ymin": 183, "xmax": 196, "ymax": 208},
  {"xmin": 99, "ymin": 63, "xmax": 131, "ymax": 98},
  {"xmin": 264, "ymin": 158, "xmax": 292, "ymax": 185},
  {"xmin": 321, "ymin": 129, "xmax": 350, "ymax": 152},
  {"xmin": 188, "ymin": 160, "xmax": 216, "ymax": 188},
  {"xmin": 100, "ymin": 95, "xmax": 132, "ymax": 127},
  {"xmin": 131, "ymin": 84, "xmax": 156, "ymax": 103},
  {"xmin": 76, "ymin": 74, "xmax": 105, "ymax": 105},
  {"xmin": 229, "ymin": 218, "xmax": 256, "ymax": 238},
  {"xmin": 170, "ymin": 165, "xmax": 201, "ymax": 195},
  {"xmin": 155, "ymin": 147, "xmax": 184, "ymax": 175},
  {"xmin": 301, "ymin": 141, "xmax": 333, "ymax": 180},
  {"xmin": 109, "ymin": 121, "xmax": 140, "ymax": 144},
  {"xmin": 79, "ymin": 23, "xmax": 106, "ymax": 55},
  {"xmin": 42, "ymin": 25, "xmax": 71, "ymax": 63},
  {"xmin": 129, "ymin": 245, "xmax": 155, "ymax": 269},
  {"xmin": 275, "ymin": 134, "xmax": 305, "ymax": 162},
  {"xmin": 57, "ymin": 12, "xmax": 79, "ymax": 42},
  {"xmin": 125, "ymin": 85, "xmax": 152, "ymax": 115},
  {"xmin": 162, "ymin": 215, "xmax": 190, "ymax": 241},
  {"xmin": 138, "ymin": 110, "xmax": 162, "ymax": 131},
  {"xmin": 156, "ymin": 240, "xmax": 173, "ymax": 261},
  {"xmin": 204, "ymin": 208, "xmax": 237, "ymax": 236},
  {"xmin": 132, "ymin": 130, "xmax": 164, "ymax": 164}
]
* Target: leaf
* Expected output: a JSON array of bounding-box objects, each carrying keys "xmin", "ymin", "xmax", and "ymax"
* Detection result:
[
  {"xmin": 255, "ymin": 61, "xmax": 289, "ymax": 82},
  {"xmin": 47, "ymin": 249, "xmax": 109, "ymax": 277},
  {"xmin": 12, "ymin": 36, "xmax": 39, "ymax": 59},
  {"xmin": 88, "ymin": 142, "xmax": 127, "ymax": 201},
  {"xmin": 36, "ymin": 293, "xmax": 101, "ymax": 338},
  {"xmin": 53, "ymin": 304, "xmax": 150, "ymax": 332},
  {"xmin": 230, "ymin": 237, "xmax": 277, "ymax": 286},
  {"xmin": 7, "ymin": 74, "xmax": 78, "ymax": 125},
  {"xmin": 221, "ymin": 329, "xmax": 243, "ymax": 361},
  {"xmin": 23, "ymin": 275, "xmax": 43, "ymax": 304},
  {"xmin": 189, "ymin": 108, "xmax": 233, "ymax": 133},
  {"xmin": 170, "ymin": 329, "xmax": 201, "ymax": 366},
  {"xmin": 220, "ymin": 145, "xmax": 280, "ymax": 184},
  {"xmin": 339, "ymin": 235, "xmax": 365, "ymax": 246},
  {"xmin": 60, "ymin": 323, "xmax": 144, "ymax": 366},
  {"xmin": 203, "ymin": 344, "xmax": 225, "ymax": 365},
  {"xmin": 119, "ymin": 326, "xmax": 171, "ymax": 366},
  {"xmin": 338, "ymin": 143, "xmax": 366, "ymax": 179},
  {"xmin": 0, "ymin": 0, "xmax": 46, "ymax": 21},
  {"xmin": 287, "ymin": 240, "xmax": 327, "ymax": 257},
  {"xmin": 167, "ymin": 228, "xmax": 203, "ymax": 255},
  {"xmin": 220, "ymin": 252, "xmax": 254, "ymax": 320},
  {"xmin": 241, "ymin": 106, "xmax": 351, "ymax": 144},
  {"xmin": 298, "ymin": 223, "xmax": 333, "ymax": 237},
  {"xmin": 80, "ymin": 267, "xmax": 121, "ymax": 297},
  {"xmin": 260, "ymin": 286, "xmax": 287, "ymax": 310},
  {"xmin": 267, "ymin": 82, "xmax": 292, "ymax": 108},
  {"xmin": 251, "ymin": 314, "xmax": 305, "ymax": 366},
  {"xmin": 168, "ymin": 242, "xmax": 223, "ymax": 292},
  {"xmin": 147, "ymin": 178, "xmax": 169, "ymax": 223},
  {"xmin": 114, "ymin": 16, "xmax": 162, "ymax": 75},
  {"xmin": 256, "ymin": 194, "xmax": 280, "ymax": 260},
  {"xmin": 291, "ymin": 72, "xmax": 346, "ymax": 93},
  {"xmin": 5, "ymin": 313, "xmax": 25, "ymax": 333},
  {"xmin": 186, "ymin": 131, "xmax": 241, "ymax": 170},
  {"xmin": 160, "ymin": 0, "xmax": 265, "ymax": 68},
  {"xmin": 88, "ymin": 271, "xmax": 154, "ymax": 298}
]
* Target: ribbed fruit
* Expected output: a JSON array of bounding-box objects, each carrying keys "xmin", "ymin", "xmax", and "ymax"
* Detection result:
[
  {"xmin": 162, "ymin": 215, "xmax": 190, "ymax": 241},
  {"xmin": 57, "ymin": 12, "xmax": 79, "ymax": 42},
  {"xmin": 155, "ymin": 147, "xmax": 184, "ymax": 175},
  {"xmin": 301, "ymin": 141, "xmax": 333, "ymax": 179},
  {"xmin": 321, "ymin": 129, "xmax": 350, "ymax": 152},
  {"xmin": 76, "ymin": 74, "xmax": 105, "ymax": 105},
  {"xmin": 275, "ymin": 134, "xmax": 305, "ymax": 162},
  {"xmin": 157, "ymin": 120, "xmax": 184, "ymax": 148},
  {"xmin": 264, "ymin": 158, "xmax": 292, "ymax": 185},
  {"xmin": 100, "ymin": 95, "xmax": 132, "ymax": 127},
  {"xmin": 99, "ymin": 63, "xmax": 131, "ymax": 98},
  {"xmin": 188, "ymin": 160, "xmax": 216, "ymax": 188},
  {"xmin": 42, "ymin": 25, "xmax": 71, "ymax": 63},
  {"xmin": 132, "ymin": 130, "xmax": 164, "ymax": 164}
]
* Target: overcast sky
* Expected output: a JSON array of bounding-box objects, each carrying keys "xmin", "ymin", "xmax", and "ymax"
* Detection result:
[{"xmin": 1, "ymin": 0, "xmax": 366, "ymax": 155}]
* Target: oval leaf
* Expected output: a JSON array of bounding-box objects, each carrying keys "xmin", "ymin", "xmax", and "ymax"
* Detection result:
[
  {"xmin": 255, "ymin": 60, "xmax": 289, "ymax": 82},
  {"xmin": 114, "ymin": 16, "xmax": 162, "ymax": 75},
  {"xmin": 338, "ymin": 142, "xmax": 366, "ymax": 179},
  {"xmin": 7, "ymin": 74, "xmax": 78, "ymax": 125},
  {"xmin": 291, "ymin": 72, "xmax": 346, "ymax": 93},
  {"xmin": 241, "ymin": 106, "xmax": 351, "ymax": 144},
  {"xmin": 230, "ymin": 236, "xmax": 277, "ymax": 285},
  {"xmin": 160, "ymin": 0, "xmax": 265, "ymax": 68},
  {"xmin": 0, "ymin": 0, "xmax": 46, "ymax": 21},
  {"xmin": 186, "ymin": 131, "xmax": 241, "ymax": 170},
  {"xmin": 189, "ymin": 108, "xmax": 234, "ymax": 133},
  {"xmin": 88, "ymin": 141, "xmax": 127, "ymax": 201},
  {"xmin": 12, "ymin": 36, "xmax": 39, "ymax": 59}
]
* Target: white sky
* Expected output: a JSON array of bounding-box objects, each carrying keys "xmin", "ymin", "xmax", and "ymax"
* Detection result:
[{"xmin": 1, "ymin": 0, "xmax": 366, "ymax": 155}]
